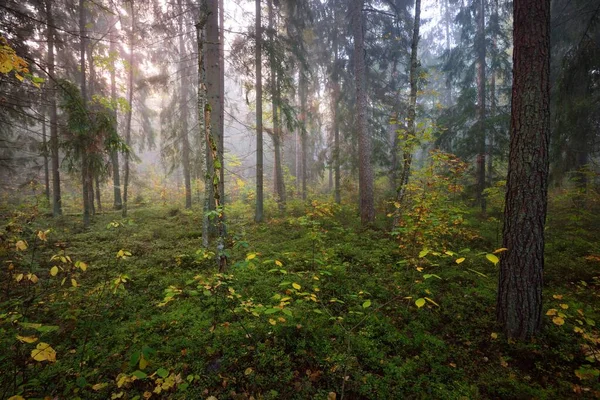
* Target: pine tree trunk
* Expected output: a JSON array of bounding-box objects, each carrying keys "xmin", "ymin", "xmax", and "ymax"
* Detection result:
[
  {"xmin": 207, "ymin": 0, "xmax": 221, "ymax": 222},
  {"xmin": 95, "ymin": 176, "xmax": 102, "ymax": 212},
  {"xmin": 496, "ymin": 0, "xmax": 550, "ymax": 340},
  {"xmin": 333, "ymin": 3, "xmax": 341, "ymax": 204},
  {"xmin": 352, "ymin": 0, "xmax": 374, "ymax": 224},
  {"xmin": 488, "ymin": 0, "xmax": 498, "ymax": 187},
  {"xmin": 255, "ymin": 0, "xmax": 264, "ymax": 222},
  {"xmin": 476, "ymin": 0, "xmax": 487, "ymax": 214},
  {"xmin": 299, "ymin": 70, "xmax": 308, "ymax": 201},
  {"xmin": 80, "ymin": 0, "xmax": 90, "ymax": 227},
  {"xmin": 268, "ymin": 0, "xmax": 285, "ymax": 211},
  {"xmin": 197, "ymin": 4, "xmax": 210, "ymax": 247},
  {"xmin": 178, "ymin": 0, "xmax": 192, "ymax": 209},
  {"xmin": 122, "ymin": 0, "xmax": 135, "ymax": 218},
  {"xmin": 219, "ymin": 0, "xmax": 225, "ymax": 206},
  {"xmin": 42, "ymin": 108, "xmax": 50, "ymax": 200},
  {"xmin": 109, "ymin": 16, "xmax": 122, "ymax": 210}
]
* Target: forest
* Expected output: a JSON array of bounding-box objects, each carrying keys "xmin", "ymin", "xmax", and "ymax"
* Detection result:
[{"xmin": 0, "ymin": 0, "xmax": 599, "ymax": 398}]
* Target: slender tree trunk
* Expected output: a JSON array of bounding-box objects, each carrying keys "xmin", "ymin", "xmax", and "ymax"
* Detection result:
[
  {"xmin": 95, "ymin": 176, "xmax": 102, "ymax": 211},
  {"xmin": 444, "ymin": 0, "xmax": 453, "ymax": 106},
  {"xmin": 496, "ymin": 0, "xmax": 550, "ymax": 340},
  {"xmin": 333, "ymin": 2, "xmax": 341, "ymax": 204},
  {"xmin": 80, "ymin": 0, "xmax": 90, "ymax": 227},
  {"xmin": 299, "ymin": 69, "xmax": 308, "ymax": 201},
  {"xmin": 352, "ymin": 0, "xmax": 374, "ymax": 224},
  {"xmin": 488, "ymin": 0, "xmax": 498, "ymax": 187},
  {"xmin": 207, "ymin": 0, "xmax": 221, "ymax": 228},
  {"xmin": 46, "ymin": 0, "xmax": 61, "ymax": 216},
  {"xmin": 476, "ymin": 0, "xmax": 487, "ymax": 213},
  {"xmin": 178, "ymin": 0, "xmax": 192, "ymax": 209},
  {"xmin": 255, "ymin": 0, "xmax": 264, "ymax": 222},
  {"xmin": 267, "ymin": 0, "xmax": 285, "ymax": 210},
  {"xmin": 42, "ymin": 108, "xmax": 50, "ymax": 200},
  {"xmin": 122, "ymin": 0, "xmax": 135, "ymax": 218},
  {"xmin": 219, "ymin": 0, "xmax": 225, "ymax": 205},
  {"xmin": 109, "ymin": 17, "xmax": 122, "ymax": 210},
  {"xmin": 87, "ymin": 37, "xmax": 97, "ymax": 216},
  {"xmin": 197, "ymin": 4, "xmax": 210, "ymax": 247},
  {"xmin": 395, "ymin": 0, "xmax": 421, "ymax": 212}
]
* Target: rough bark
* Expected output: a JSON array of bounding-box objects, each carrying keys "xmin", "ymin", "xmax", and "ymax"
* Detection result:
[
  {"xmin": 197, "ymin": 4, "xmax": 210, "ymax": 247},
  {"xmin": 178, "ymin": 0, "xmax": 192, "ymax": 209},
  {"xmin": 255, "ymin": 0, "xmax": 264, "ymax": 222},
  {"xmin": 496, "ymin": 0, "xmax": 550, "ymax": 340},
  {"xmin": 42, "ymin": 108, "xmax": 50, "ymax": 200},
  {"xmin": 110, "ymin": 17, "xmax": 122, "ymax": 210},
  {"xmin": 332, "ymin": 1, "xmax": 341, "ymax": 204},
  {"xmin": 476, "ymin": 0, "xmax": 487, "ymax": 213},
  {"xmin": 46, "ymin": 0, "xmax": 61, "ymax": 216},
  {"xmin": 218, "ymin": 0, "xmax": 225, "ymax": 205},
  {"xmin": 352, "ymin": 0, "xmax": 374, "ymax": 224},
  {"xmin": 488, "ymin": 0, "xmax": 498, "ymax": 186},
  {"xmin": 299, "ymin": 69, "xmax": 308, "ymax": 201}
]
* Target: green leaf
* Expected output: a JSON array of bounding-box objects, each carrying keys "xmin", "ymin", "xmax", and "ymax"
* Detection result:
[
  {"xmin": 155, "ymin": 368, "xmax": 169, "ymax": 378},
  {"xmin": 132, "ymin": 370, "xmax": 147, "ymax": 379},
  {"xmin": 362, "ymin": 300, "xmax": 371, "ymax": 309},
  {"xmin": 418, "ymin": 249, "xmax": 429, "ymax": 258},
  {"xmin": 415, "ymin": 298, "xmax": 426, "ymax": 308},
  {"xmin": 264, "ymin": 308, "xmax": 279, "ymax": 314},
  {"xmin": 282, "ymin": 308, "xmax": 293, "ymax": 317}
]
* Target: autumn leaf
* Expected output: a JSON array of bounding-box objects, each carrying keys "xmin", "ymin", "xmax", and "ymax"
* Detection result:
[
  {"xmin": 553, "ymin": 316, "xmax": 565, "ymax": 326},
  {"xmin": 486, "ymin": 254, "xmax": 500, "ymax": 266},
  {"xmin": 268, "ymin": 318, "xmax": 277, "ymax": 325},
  {"xmin": 16, "ymin": 335, "xmax": 38, "ymax": 343},
  {"xmin": 546, "ymin": 309, "xmax": 558, "ymax": 316},
  {"xmin": 244, "ymin": 367, "xmax": 253, "ymax": 375},
  {"xmin": 15, "ymin": 240, "xmax": 27, "ymax": 251},
  {"xmin": 415, "ymin": 298, "xmax": 426, "ymax": 308},
  {"xmin": 275, "ymin": 260, "xmax": 283, "ymax": 267},
  {"xmin": 50, "ymin": 266, "xmax": 59, "ymax": 276},
  {"xmin": 490, "ymin": 332, "xmax": 498, "ymax": 340},
  {"xmin": 292, "ymin": 283, "xmax": 301, "ymax": 290},
  {"xmin": 31, "ymin": 342, "xmax": 56, "ymax": 362},
  {"xmin": 455, "ymin": 257, "xmax": 465, "ymax": 264}
]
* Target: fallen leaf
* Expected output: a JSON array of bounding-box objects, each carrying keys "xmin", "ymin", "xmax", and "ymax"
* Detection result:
[{"xmin": 31, "ymin": 342, "xmax": 56, "ymax": 362}]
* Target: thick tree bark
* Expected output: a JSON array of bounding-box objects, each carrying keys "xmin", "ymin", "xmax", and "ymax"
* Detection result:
[
  {"xmin": 332, "ymin": 1, "xmax": 341, "ymax": 204},
  {"xmin": 395, "ymin": 0, "xmax": 421, "ymax": 211},
  {"xmin": 122, "ymin": 0, "xmax": 135, "ymax": 218},
  {"xmin": 178, "ymin": 0, "xmax": 192, "ymax": 209},
  {"xmin": 488, "ymin": 0, "xmax": 498, "ymax": 187},
  {"xmin": 352, "ymin": 0, "xmax": 374, "ymax": 224},
  {"xmin": 496, "ymin": 0, "xmax": 550, "ymax": 340},
  {"xmin": 218, "ymin": 0, "xmax": 225, "ymax": 205},
  {"xmin": 255, "ymin": 0, "xmax": 264, "ymax": 222},
  {"xmin": 476, "ymin": 0, "xmax": 487, "ymax": 213},
  {"xmin": 110, "ymin": 18, "xmax": 122, "ymax": 210},
  {"xmin": 95, "ymin": 176, "xmax": 102, "ymax": 212}
]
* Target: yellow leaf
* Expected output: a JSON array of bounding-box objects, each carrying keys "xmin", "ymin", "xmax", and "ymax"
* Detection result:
[
  {"xmin": 16, "ymin": 335, "xmax": 38, "ymax": 343},
  {"xmin": 491, "ymin": 332, "xmax": 498, "ymax": 340},
  {"xmin": 14, "ymin": 73, "xmax": 24, "ymax": 82},
  {"xmin": 418, "ymin": 249, "xmax": 429, "ymax": 258},
  {"xmin": 50, "ymin": 266, "xmax": 59, "ymax": 276},
  {"xmin": 393, "ymin": 202, "xmax": 401, "ymax": 209},
  {"xmin": 275, "ymin": 260, "xmax": 283, "ymax": 267},
  {"xmin": 560, "ymin": 303, "xmax": 569, "ymax": 310},
  {"xmin": 15, "ymin": 273, "xmax": 23, "ymax": 282},
  {"xmin": 546, "ymin": 309, "xmax": 558, "ymax": 316},
  {"xmin": 493, "ymin": 248, "xmax": 508, "ymax": 254},
  {"xmin": 28, "ymin": 274, "xmax": 38, "ymax": 283},
  {"xmin": 415, "ymin": 298, "xmax": 426, "ymax": 308},
  {"xmin": 486, "ymin": 254, "xmax": 500, "ymax": 266},
  {"xmin": 416, "ymin": 267, "xmax": 424, "ymax": 272},
  {"xmin": 31, "ymin": 342, "xmax": 56, "ymax": 362},
  {"xmin": 455, "ymin": 257, "xmax": 465, "ymax": 264},
  {"xmin": 278, "ymin": 317, "xmax": 286, "ymax": 323},
  {"xmin": 269, "ymin": 318, "xmax": 277, "ymax": 325},
  {"xmin": 15, "ymin": 240, "xmax": 27, "ymax": 251},
  {"xmin": 143, "ymin": 391, "xmax": 152, "ymax": 399},
  {"xmin": 246, "ymin": 253, "xmax": 257, "ymax": 261},
  {"xmin": 574, "ymin": 327, "xmax": 584, "ymax": 333},
  {"xmin": 553, "ymin": 294, "xmax": 563, "ymax": 300},
  {"xmin": 77, "ymin": 261, "xmax": 88, "ymax": 271},
  {"xmin": 37, "ymin": 230, "xmax": 48, "ymax": 241},
  {"xmin": 8, "ymin": 396, "xmax": 25, "ymax": 400},
  {"xmin": 424, "ymin": 297, "xmax": 440, "ymax": 307},
  {"xmin": 328, "ymin": 392, "xmax": 337, "ymax": 400},
  {"xmin": 244, "ymin": 367, "xmax": 253, "ymax": 375},
  {"xmin": 553, "ymin": 316, "xmax": 565, "ymax": 326},
  {"xmin": 92, "ymin": 383, "xmax": 108, "ymax": 391},
  {"xmin": 71, "ymin": 279, "xmax": 78, "ymax": 288},
  {"xmin": 292, "ymin": 283, "xmax": 301, "ymax": 290}
]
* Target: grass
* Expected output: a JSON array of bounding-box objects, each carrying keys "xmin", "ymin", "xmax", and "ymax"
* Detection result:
[{"xmin": 0, "ymin": 194, "xmax": 599, "ymax": 399}]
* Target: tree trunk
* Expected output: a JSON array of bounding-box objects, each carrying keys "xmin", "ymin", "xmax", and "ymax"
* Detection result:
[
  {"xmin": 299, "ymin": 69, "xmax": 308, "ymax": 201},
  {"xmin": 109, "ymin": 16, "xmax": 123, "ymax": 210},
  {"xmin": 476, "ymin": 0, "xmax": 487, "ymax": 214},
  {"xmin": 122, "ymin": 0, "xmax": 135, "ymax": 218},
  {"xmin": 352, "ymin": 0, "xmax": 374, "ymax": 224},
  {"xmin": 219, "ymin": 0, "xmax": 225, "ymax": 206},
  {"xmin": 488, "ymin": 0, "xmax": 498, "ymax": 187},
  {"xmin": 268, "ymin": 0, "xmax": 285, "ymax": 211},
  {"xmin": 178, "ymin": 0, "xmax": 192, "ymax": 209},
  {"xmin": 197, "ymin": 4, "xmax": 210, "ymax": 247},
  {"xmin": 496, "ymin": 0, "xmax": 550, "ymax": 340},
  {"xmin": 395, "ymin": 0, "xmax": 421, "ymax": 211},
  {"xmin": 333, "ymin": 2, "xmax": 341, "ymax": 204},
  {"xmin": 255, "ymin": 0, "xmax": 264, "ymax": 222},
  {"xmin": 80, "ymin": 0, "xmax": 90, "ymax": 227},
  {"xmin": 207, "ymin": 0, "xmax": 221, "ymax": 228},
  {"xmin": 42, "ymin": 108, "xmax": 50, "ymax": 200},
  {"xmin": 46, "ymin": 0, "xmax": 62, "ymax": 217},
  {"xmin": 95, "ymin": 175, "xmax": 102, "ymax": 212}
]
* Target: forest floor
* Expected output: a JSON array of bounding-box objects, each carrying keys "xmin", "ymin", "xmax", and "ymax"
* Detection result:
[{"xmin": 1, "ymin": 195, "xmax": 599, "ymax": 399}]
